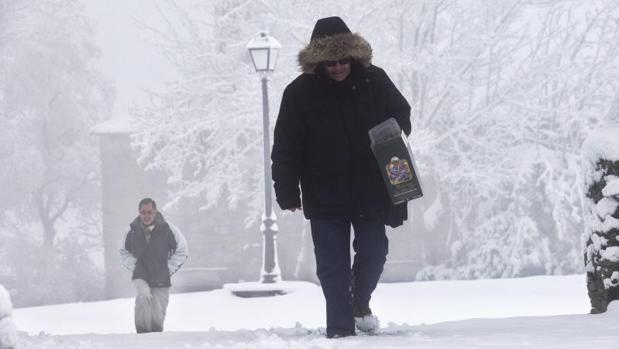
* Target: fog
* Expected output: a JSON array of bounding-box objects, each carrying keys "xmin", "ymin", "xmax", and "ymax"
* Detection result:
[{"xmin": 2, "ymin": 0, "xmax": 619, "ymax": 308}]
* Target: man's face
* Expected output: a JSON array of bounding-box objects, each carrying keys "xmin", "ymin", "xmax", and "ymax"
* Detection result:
[
  {"xmin": 323, "ymin": 57, "xmax": 351, "ymax": 82},
  {"xmin": 139, "ymin": 203, "xmax": 157, "ymax": 226}
]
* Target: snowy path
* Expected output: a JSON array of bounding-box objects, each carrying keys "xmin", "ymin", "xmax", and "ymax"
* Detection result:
[
  {"xmin": 13, "ymin": 275, "xmax": 619, "ymax": 348},
  {"xmin": 17, "ymin": 312, "xmax": 619, "ymax": 349}
]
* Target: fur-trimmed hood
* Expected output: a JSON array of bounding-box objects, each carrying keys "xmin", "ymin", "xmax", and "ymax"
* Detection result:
[{"xmin": 298, "ymin": 26, "xmax": 373, "ymax": 73}]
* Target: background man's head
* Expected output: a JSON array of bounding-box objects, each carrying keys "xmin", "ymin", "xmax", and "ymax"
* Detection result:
[{"xmin": 138, "ymin": 198, "xmax": 157, "ymax": 226}]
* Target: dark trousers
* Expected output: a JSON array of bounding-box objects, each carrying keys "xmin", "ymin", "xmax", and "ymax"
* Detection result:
[{"xmin": 310, "ymin": 217, "xmax": 388, "ymax": 336}]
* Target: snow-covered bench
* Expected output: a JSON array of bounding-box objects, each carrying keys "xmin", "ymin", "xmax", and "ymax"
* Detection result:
[{"xmin": 0, "ymin": 284, "xmax": 16, "ymax": 349}]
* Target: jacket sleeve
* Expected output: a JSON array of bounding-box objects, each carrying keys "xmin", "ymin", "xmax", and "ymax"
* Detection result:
[
  {"xmin": 168, "ymin": 224, "xmax": 188, "ymax": 275},
  {"xmin": 271, "ymin": 85, "xmax": 304, "ymax": 210},
  {"xmin": 119, "ymin": 230, "xmax": 137, "ymax": 272},
  {"xmin": 381, "ymin": 69, "xmax": 412, "ymax": 136}
]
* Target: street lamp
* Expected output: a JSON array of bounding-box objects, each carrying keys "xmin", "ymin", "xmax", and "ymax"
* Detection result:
[
  {"xmin": 247, "ymin": 31, "xmax": 281, "ymax": 73},
  {"xmin": 247, "ymin": 31, "xmax": 282, "ymax": 285}
]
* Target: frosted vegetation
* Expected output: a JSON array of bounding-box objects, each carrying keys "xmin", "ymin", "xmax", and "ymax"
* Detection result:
[
  {"xmin": 0, "ymin": 0, "xmax": 110, "ymax": 306},
  {"xmin": 582, "ymin": 98, "xmax": 619, "ymax": 312},
  {"xmin": 133, "ymin": 0, "xmax": 619, "ymax": 281},
  {"xmin": 0, "ymin": 284, "xmax": 17, "ymax": 349},
  {"xmin": 2, "ymin": 0, "xmax": 619, "ymax": 307}
]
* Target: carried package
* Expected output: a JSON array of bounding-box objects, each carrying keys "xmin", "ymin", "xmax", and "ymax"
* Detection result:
[{"xmin": 369, "ymin": 118, "xmax": 423, "ymax": 205}]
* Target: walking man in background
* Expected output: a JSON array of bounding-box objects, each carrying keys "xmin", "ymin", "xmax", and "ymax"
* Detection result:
[
  {"xmin": 120, "ymin": 198, "xmax": 188, "ymax": 333},
  {"xmin": 271, "ymin": 16, "xmax": 411, "ymax": 338}
]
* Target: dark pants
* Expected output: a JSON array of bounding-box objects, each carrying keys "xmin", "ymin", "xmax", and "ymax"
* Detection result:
[{"xmin": 310, "ymin": 217, "xmax": 388, "ymax": 336}]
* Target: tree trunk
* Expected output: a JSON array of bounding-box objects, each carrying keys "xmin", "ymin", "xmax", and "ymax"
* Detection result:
[{"xmin": 34, "ymin": 188, "xmax": 58, "ymax": 248}]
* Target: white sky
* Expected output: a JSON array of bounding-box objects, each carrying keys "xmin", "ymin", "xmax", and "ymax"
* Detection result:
[{"xmin": 84, "ymin": 0, "xmax": 177, "ymax": 120}]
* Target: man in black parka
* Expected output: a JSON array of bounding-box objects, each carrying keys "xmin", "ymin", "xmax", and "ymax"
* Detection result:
[{"xmin": 271, "ymin": 16, "xmax": 411, "ymax": 338}]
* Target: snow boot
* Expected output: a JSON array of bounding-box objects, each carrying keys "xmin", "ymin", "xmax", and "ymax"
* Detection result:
[{"xmin": 353, "ymin": 306, "xmax": 380, "ymax": 334}]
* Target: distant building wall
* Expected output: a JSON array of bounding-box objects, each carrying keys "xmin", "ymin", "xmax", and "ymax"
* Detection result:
[
  {"xmin": 95, "ymin": 120, "xmax": 167, "ymax": 298},
  {"xmin": 98, "ymin": 133, "xmax": 166, "ymax": 297}
]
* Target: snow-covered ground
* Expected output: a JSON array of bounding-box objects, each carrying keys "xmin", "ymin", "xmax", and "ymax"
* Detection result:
[{"xmin": 12, "ymin": 274, "xmax": 619, "ymax": 348}]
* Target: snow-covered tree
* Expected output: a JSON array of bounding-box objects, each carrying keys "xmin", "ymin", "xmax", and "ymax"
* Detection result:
[
  {"xmin": 132, "ymin": 0, "xmax": 367, "ymax": 217},
  {"xmin": 0, "ymin": 0, "xmax": 112, "ymax": 247},
  {"xmin": 0, "ymin": 285, "xmax": 16, "ymax": 349},
  {"xmin": 583, "ymin": 93, "xmax": 619, "ymax": 313},
  {"xmin": 0, "ymin": 0, "xmax": 111, "ymax": 306},
  {"xmin": 364, "ymin": 0, "xmax": 619, "ymax": 279},
  {"xmin": 136, "ymin": 0, "xmax": 619, "ymax": 280}
]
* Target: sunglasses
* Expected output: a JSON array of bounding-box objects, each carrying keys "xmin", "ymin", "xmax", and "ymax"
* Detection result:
[{"xmin": 323, "ymin": 57, "xmax": 351, "ymax": 67}]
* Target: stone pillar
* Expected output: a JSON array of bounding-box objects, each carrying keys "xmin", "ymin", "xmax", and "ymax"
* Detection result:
[{"xmin": 93, "ymin": 119, "xmax": 165, "ymax": 298}]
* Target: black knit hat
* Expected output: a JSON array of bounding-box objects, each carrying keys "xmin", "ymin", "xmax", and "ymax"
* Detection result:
[{"xmin": 310, "ymin": 16, "xmax": 351, "ymax": 41}]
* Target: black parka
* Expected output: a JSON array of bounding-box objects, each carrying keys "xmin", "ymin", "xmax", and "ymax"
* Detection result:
[{"xmin": 271, "ymin": 61, "xmax": 411, "ymax": 226}]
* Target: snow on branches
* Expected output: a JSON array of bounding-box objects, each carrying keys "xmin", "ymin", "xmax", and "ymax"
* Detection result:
[
  {"xmin": 133, "ymin": 0, "xmax": 619, "ymax": 278},
  {"xmin": 583, "ymin": 95, "xmax": 619, "ymax": 313},
  {"xmin": 0, "ymin": 285, "xmax": 16, "ymax": 349}
]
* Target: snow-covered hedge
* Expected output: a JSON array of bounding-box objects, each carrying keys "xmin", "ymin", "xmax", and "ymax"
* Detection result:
[
  {"xmin": 0, "ymin": 284, "xmax": 16, "ymax": 349},
  {"xmin": 583, "ymin": 125, "xmax": 619, "ymax": 313}
]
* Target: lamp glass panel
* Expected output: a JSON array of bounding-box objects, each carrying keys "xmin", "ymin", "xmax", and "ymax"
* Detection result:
[
  {"xmin": 250, "ymin": 48, "xmax": 269, "ymax": 71},
  {"xmin": 268, "ymin": 48, "xmax": 280, "ymax": 71}
]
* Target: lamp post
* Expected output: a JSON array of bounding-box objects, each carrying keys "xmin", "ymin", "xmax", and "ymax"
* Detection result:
[{"xmin": 247, "ymin": 31, "xmax": 282, "ymax": 284}]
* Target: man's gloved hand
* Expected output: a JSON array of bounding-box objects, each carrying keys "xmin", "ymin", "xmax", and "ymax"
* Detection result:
[{"xmin": 132, "ymin": 279, "xmax": 152, "ymax": 299}]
